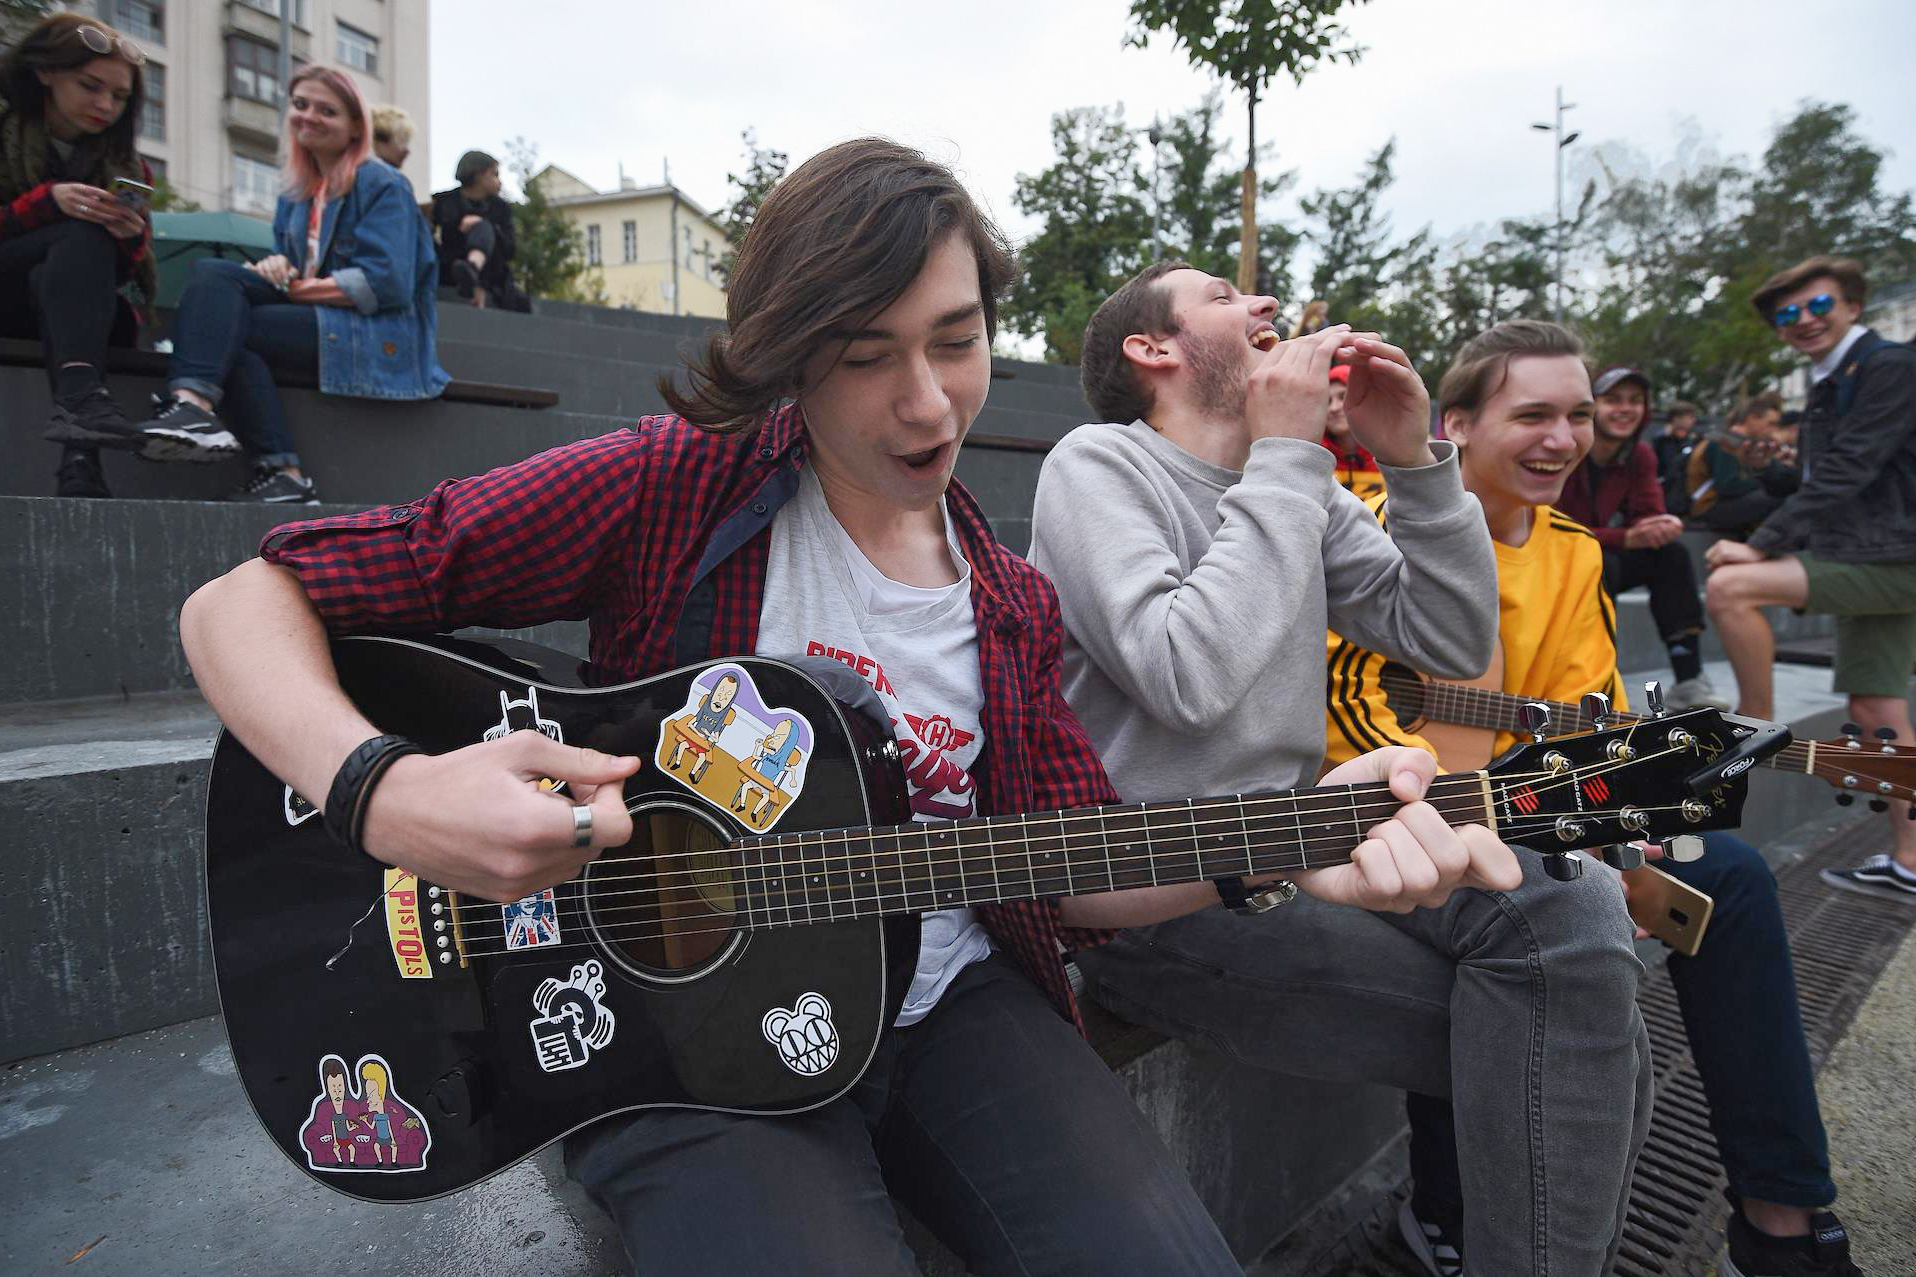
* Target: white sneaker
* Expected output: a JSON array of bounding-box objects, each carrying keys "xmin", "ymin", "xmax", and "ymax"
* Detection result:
[
  {"xmin": 1397, "ymin": 1199, "xmax": 1465, "ymax": 1277},
  {"xmin": 1665, "ymin": 676, "xmax": 1729, "ymax": 711}
]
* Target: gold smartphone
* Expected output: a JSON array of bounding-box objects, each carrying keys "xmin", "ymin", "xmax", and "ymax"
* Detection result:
[{"xmin": 1623, "ymin": 865, "xmax": 1714, "ymax": 957}]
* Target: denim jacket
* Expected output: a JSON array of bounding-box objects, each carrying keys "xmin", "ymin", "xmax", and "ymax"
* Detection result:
[{"xmin": 273, "ymin": 159, "xmax": 450, "ymax": 400}]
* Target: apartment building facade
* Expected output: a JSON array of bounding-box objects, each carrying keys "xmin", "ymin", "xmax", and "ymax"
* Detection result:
[
  {"xmin": 533, "ymin": 163, "xmax": 727, "ymax": 319},
  {"xmin": 65, "ymin": 0, "xmax": 430, "ymax": 215}
]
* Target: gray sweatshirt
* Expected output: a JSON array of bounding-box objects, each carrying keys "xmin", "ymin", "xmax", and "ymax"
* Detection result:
[{"xmin": 1027, "ymin": 421, "xmax": 1497, "ymax": 802}]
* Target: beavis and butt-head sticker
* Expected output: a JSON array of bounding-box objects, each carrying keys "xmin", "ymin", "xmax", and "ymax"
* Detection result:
[
  {"xmin": 297, "ymin": 1053, "xmax": 430, "ymax": 1172},
  {"xmin": 656, "ymin": 664, "xmax": 812, "ymax": 830}
]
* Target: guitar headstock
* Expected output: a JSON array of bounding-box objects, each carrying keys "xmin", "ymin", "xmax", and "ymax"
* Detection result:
[
  {"xmin": 1484, "ymin": 708, "xmax": 1791, "ymax": 866},
  {"xmin": 1806, "ymin": 727, "xmax": 1916, "ymax": 807}
]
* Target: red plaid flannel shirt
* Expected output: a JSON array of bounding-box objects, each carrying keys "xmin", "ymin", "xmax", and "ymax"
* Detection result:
[
  {"xmin": 260, "ymin": 404, "xmax": 1121, "ymax": 1030},
  {"xmin": 1, "ymin": 160, "xmax": 156, "ymax": 276}
]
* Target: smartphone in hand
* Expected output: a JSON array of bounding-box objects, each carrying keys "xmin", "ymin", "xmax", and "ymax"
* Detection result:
[{"xmin": 111, "ymin": 176, "xmax": 154, "ymax": 216}]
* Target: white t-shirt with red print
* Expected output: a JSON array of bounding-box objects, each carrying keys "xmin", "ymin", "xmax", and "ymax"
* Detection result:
[{"xmin": 756, "ymin": 467, "xmax": 993, "ymax": 1027}]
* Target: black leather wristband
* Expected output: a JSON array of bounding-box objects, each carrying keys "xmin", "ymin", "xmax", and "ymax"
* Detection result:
[{"xmin": 323, "ymin": 734, "xmax": 425, "ymax": 856}]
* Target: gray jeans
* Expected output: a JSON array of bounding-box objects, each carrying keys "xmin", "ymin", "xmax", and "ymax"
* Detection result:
[{"xmin": 1077, "ymin": 850, "xmax": 1653, "ymax": 1277}]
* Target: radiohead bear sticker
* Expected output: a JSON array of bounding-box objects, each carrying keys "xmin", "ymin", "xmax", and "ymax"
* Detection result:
[
  {"xmin": 656, "ymin": 664, "xmax": 813, "ymax": 831},
  {"xmin": 763, "ymin": 992, "xmax": 839, "ymax": 1076}
]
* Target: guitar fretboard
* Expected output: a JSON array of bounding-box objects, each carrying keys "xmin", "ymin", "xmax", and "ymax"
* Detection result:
[{"xmin": 728, "ymin": 776, "xmax": 1497, "ymax": 930}]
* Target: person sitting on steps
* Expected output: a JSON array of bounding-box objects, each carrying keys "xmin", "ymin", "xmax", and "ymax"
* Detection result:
[
  {"xmin": 0, "ymin": 12, "xmax": 162, "ymax": 499},
  {"xmin": 130, "ymin": 64, "xmax": 448, "ymax": 504},
  {"xmin": 431, "ymin": 150, "xmax": 523, "ymax": 311}
]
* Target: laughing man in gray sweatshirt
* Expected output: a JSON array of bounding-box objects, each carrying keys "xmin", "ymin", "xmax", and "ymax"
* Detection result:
[{"xmin": 1028, "ymin": 263, "xmax": 1649, "ymax": 1276}]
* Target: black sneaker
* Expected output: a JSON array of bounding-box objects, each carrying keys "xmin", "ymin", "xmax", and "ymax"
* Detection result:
[
  {"xmin": 225, "ymin": 466, "xmax": 319, "ymax": 504},
  {"xmin": 452, "ymin": 257, "xmax": 480, "ymax": 301},
  {"xmin": 1820, "ymin": 853, "xmax": 1916, "ymax": 904},
  {"xmin": 54, "ymin": 448, "xmax": 112, "ymax": 498},
  {"xmin": 1397, "ymin": 1199, "xmax": 1465, "ymax": 1277},
  {"xmin": 42, "ymin": 386, "xmax": 145, "ymax": 452},
  {"xmin": 1721, "ymin": 1208, "xmax": 1862, "ymax": 1276},
  {"xmin": 137, "ymin": 396, "xmax": 242, "ymax": 464}
]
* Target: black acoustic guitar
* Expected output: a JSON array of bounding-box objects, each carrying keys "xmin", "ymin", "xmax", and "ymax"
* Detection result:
[{"xmin": 207, "ymin": 635, "xmax": 1787, "ymax": 1203}]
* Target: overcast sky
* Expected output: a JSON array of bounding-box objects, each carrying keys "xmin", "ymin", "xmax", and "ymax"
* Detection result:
[{"xmin": 428, "ymin": 0, "xmax": 1916, "ymax": 273}]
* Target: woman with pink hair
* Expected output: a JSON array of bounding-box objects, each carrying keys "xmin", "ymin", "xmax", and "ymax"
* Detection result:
[{"xmin": 130, "ymin": 64, "xmax": 446, "ymax": 502}]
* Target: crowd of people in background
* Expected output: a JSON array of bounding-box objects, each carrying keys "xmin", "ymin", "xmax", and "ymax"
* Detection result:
[{"xmin": 1, "ymin": 11, "xmax": 528, "ymax": 504}]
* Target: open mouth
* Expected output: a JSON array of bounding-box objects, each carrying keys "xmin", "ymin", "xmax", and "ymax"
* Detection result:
[
  {"xmin": 1520, "ymin": 460, "xmax": 1569, "ymax": 476},
  {"xmin": 898, "ymin": 443, "xmax": 948, "ymax": 472},
  {"xmin": 1250, "ymin": 329, "xmax": 1278, "ymax": 351}
]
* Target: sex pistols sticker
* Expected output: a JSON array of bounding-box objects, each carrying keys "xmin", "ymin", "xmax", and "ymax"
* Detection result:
[
  {"xmin": 655, "ymin": 664, "xmax": 813, "ymax": 831},
  {"xmin": 763, "ymin": 992, "xmax": 839, "ymax": 1076},
  {"xmin": 283, "ymin": 786, "xmax": 319, "ymax": 826},
  {"xmin": 529, "ymin": 960, "xmax": 616, "ymax": 1073},
  {"xmin": 297, "ymin": 1052, "xmax": 430, "ymax": 1172},
  {"xmin": 383, "ymin": 868, "xmax": 433, "ymax": 979}
]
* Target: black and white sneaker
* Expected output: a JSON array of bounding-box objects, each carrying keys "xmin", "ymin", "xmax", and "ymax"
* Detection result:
[
  {"xmin": 1397, "ymin": 1199, "xmax": 1465, "ymax": 1277},
  {"xmin": 1820, "ymin": 853, "xmax": 1916, "ymax": 904},
  {"xmin": 42, "ymin": 386, "xmax": 145, "ymax": 451},
  {"xmin": 225, "ymin": 466, "xmax": 320, "ymax": 504},
  {"xmin": 137, "ymin": 396, "xmax": 242, "ymax": 464},
  {"xmin": 1720, "ymin": 1208, "xmax": 1862, "ymax": 1276}
]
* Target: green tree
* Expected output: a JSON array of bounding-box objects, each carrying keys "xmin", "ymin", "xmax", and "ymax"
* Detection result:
[
  {"xmin": 1740, "ymin": 102, "xmax": 1916, "ymax": 286},
  {"xmin": 1149, "ymin": 90, "xmax": 1299, "ymax": 296},
  {"xmin": 504, "ymin": 137, "xmax": 606, "ymax": 305},
  {"xmin": 150, "ymin": 176, "xmax": 200, "ymax": 213},
  {"xmin": 1003, "ymin": 105, "xmax": 1153, "ymax": 363},
  {"xmin": 1126, "ymin": 0, "xmax": 1368, "ymax": 292},
  {"xmin": 719, "ymin": 128, "xmax": 788, "ymax": 284}
]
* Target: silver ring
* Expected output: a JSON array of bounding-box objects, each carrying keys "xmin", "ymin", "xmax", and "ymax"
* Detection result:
[{"xmin": 570, "ymin": 804, "xmax": 593, "ymax": 848}]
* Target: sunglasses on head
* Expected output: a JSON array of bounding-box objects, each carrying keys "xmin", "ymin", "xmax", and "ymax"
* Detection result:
[
  {"xmin": 69, "ymin": 24, "xmax": 146, "ymax": 67},
  {"xmin": 1771, "ymin": 293, "xmax": 1836, "ymax": 328}
]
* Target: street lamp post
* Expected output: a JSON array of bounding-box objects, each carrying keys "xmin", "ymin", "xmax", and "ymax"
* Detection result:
[{"xmin": 1531, "ymin": 86, "xmax": 1580, "ymax": 323}]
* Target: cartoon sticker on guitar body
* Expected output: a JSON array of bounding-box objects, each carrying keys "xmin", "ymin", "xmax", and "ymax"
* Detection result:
[
  {"xmin": 297, "ymin": 1053, "xmax": 430, "ymax": 1172},
  {"xmin": 529, "ymin": 960, "xmax": 616, "ymax": 1073},
  {"xmin": 503, "ymin": 889, "xmax": 560, "ymax": 950},
  {"xmin": 656, "ymin": 664, "xmax": 812, "ymax": 830},
  {"xmin": 763, "ymin": 992, "xmax": 839, "ymax": 1076}
]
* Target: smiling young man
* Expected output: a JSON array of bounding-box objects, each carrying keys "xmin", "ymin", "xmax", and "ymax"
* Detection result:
[
  {"xmin": 1706, "ymin": 255, "xmax": 1916, "ymax": 904},
  {"xmin": 1030, "ymin": 280, "xmax": 1645, "ymax": 1275},
  {"xmin": 1325, "ymin": 320, "xmax": 1862, "ymax": 1277},
  {"xmin": 176, "ymin": 142, "xmax": 1497, "ymax": 1274},
  {"xmin": 1556, "ymin": 365, "xmax": 1725, "ymax": 710}
]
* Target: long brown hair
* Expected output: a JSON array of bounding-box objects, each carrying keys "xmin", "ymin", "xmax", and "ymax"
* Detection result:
[
  {"xmin": 0, "ymin": 12, "xmax": 145, "ymax": 170},
  {"xmin": 660, "ymin": 138, "xmax": 1016, "ymax": 433},
  {"xmin": 1438, "ymin": 320, "xmax": 1587, "ymax": 419}
]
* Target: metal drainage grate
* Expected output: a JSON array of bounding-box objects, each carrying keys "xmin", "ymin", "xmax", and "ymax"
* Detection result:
[{"xmin": 1268, "ymin": 814, "xmax": 1916, "ymax": 1277}]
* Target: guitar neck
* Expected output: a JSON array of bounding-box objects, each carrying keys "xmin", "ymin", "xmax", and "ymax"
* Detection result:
[
  {"xmin": 1400, "ymin": 677, "xmax": 1817, "ymax": 777},
  {"xmin": 729, "ymin": 774, "xmax": 1498, "ymax": 929}
]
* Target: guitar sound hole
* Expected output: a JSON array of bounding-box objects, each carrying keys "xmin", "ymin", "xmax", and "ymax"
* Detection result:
[{"xmin": 584, "ymin": 804, "xmax": 743, "ymax": 983}]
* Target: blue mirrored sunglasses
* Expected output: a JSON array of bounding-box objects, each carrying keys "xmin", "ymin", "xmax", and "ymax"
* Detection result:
[{"xmin": 1771, "ymin": 293, "xmax": 1836, "ymax": 328}]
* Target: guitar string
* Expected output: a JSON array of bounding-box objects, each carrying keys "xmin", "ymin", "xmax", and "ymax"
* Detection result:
[
  {"xmin": 445, "ymin": 797, "xmax": 1711, "ymax": 959},
  {"xmin": 438, "ymin": 748, "xmax": 1667, "ymax": 914}
]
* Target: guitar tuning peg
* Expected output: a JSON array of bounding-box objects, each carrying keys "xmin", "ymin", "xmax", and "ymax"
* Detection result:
[
  {"xmin": 1875, "ymin": 727, "xmax": 1899, "ymax": 743},
  {"xmin": 1541, "ymin": 851, "xmax": 1583, "ymax": 881},
  {"xmin": 1600, "ymin": 844, "xmax": 1644, "ymax": 871},
  {"xmin": 1842, "ymin": 721, "xmax": 1862, "ymax": 741},
  {"xmin": 1580, "ymin": 692, "xmax": 1614, "ymax": 729},
  {"xmin": 1661, "ymin": 835, "xmax": 1705, "ymax": 863},
  {"xmin": 1870, "ymin": 799, "xmax": 1890, "ymax": 813},
  {"xmin": 1907, "ymin": 804, "xmax": 1916, "ymax": 821},
  {"xmin": 1519, "ymin": 702, "xmax": 1552, "ymax": 743},
  {"xmin": 1643, "ymin": 681, "xmax": 1667, "ymax": 717},
  {"xmin": 1836, "ymin": 792, "xmax": 1855, "ymax": 806}
]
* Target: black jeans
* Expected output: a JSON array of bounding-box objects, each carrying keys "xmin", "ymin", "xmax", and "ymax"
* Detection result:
[
  {"xmin": 563, "ymin": 955, "xmax": 1239, "ymax": 1276},
  {"xmin": 0, "ymin": 218, "xmax": 133, "ymax": 387},
  {"xmin": 1602, "ymin": 542, "xmax": 1705, "ymax": 643},
  {"xmin": 1411, "ymin": 832, "xmax": 1835, "ymax": 1238},
  {"xmin": 167, "ymin": 258, "xmax": 318, "ymax": 467}
]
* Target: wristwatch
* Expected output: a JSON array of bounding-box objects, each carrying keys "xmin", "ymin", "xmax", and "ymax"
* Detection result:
[{"xmin": 1213, "ymin": 875, "xmax": 1299, "ymax": 915}]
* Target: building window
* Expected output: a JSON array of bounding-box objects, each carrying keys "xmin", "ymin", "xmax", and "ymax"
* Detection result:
[
  {"xmin": 622, "ymin": 220, "xmax": 636, "ymax": 264},
  {"xmin": 585, "ymin": 225, "xmax": 602, "ymax": 267},
  {"xmin": 139, "ymin": 62, "xmax": 165, "ymax": 142},
  {"xmin": 115, "ymin": 1, "xmax": 163, "ymax": 45},
  {"xmin": 231, "ymin": 153, "xmax": 279, "ymax": 215},
  {"xmin": 239, "ymin": 0, "xmax": 309, "ymax": 27},
  {"xmin": 336, "ymin": 22, "xmax": 378, "ymax": 76},
  {"xmin": 227, "ymin": 36, "xmax": 282, "ymax": 106}
]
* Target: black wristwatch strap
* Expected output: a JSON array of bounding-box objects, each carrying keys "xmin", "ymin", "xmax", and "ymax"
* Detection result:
[{"xmin": 323, "ymin": 734, "xmax": 425, "ymax": 856}]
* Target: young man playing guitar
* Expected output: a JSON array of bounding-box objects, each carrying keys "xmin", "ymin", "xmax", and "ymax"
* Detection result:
[
  {"xmin": 179, "ymin": 141, "xmax": 1513, "ymax": 1274},
  {"xmin": 1324, "ymin": 321, "xmax": 1862, "ymax": 1277},
  {"xmin": 1030, "ymin": 275, "xmax": 1648, "ymax": 1276}
]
